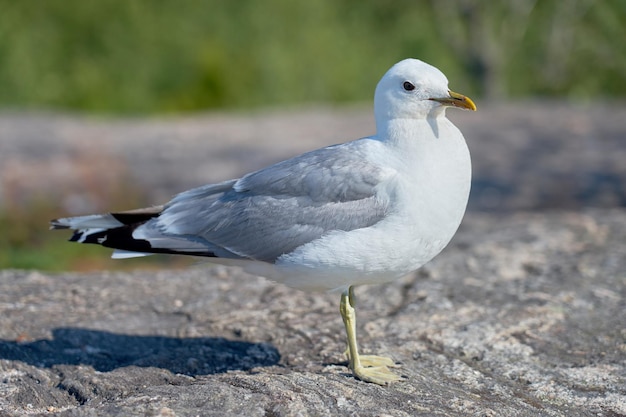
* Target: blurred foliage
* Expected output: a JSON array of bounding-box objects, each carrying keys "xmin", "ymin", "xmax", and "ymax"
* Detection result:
[
  {"xmin": 0, "ymin": 0, "xmax": 625, "ymax": 115},
  {"xmin": 1, "ymin": 0, "xmax": 626, "ymax": 270}
]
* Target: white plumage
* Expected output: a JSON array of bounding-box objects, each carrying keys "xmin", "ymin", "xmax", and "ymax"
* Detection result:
[{"xmin": 52, "ymin": 58, "xmax": 476, "ymax": 385}]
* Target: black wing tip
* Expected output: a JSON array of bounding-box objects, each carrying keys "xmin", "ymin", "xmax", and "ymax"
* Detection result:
[{"xmin": 110, "ymin": 209, "xmax": 162, "ymax": 225}]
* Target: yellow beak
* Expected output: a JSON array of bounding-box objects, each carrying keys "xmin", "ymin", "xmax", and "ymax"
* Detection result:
[{"xmin": 430, "ymin": 90, "xmax": 477, "ymax": 111}]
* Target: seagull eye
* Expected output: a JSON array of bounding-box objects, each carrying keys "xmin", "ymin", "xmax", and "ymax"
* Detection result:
[{"xmin": 403, "ymin": 81, "xmax": 415, "ymax": 91}]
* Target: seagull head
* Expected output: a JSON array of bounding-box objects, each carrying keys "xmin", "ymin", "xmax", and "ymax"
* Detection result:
[{"xmin": 374, "ymin": 59, "xmax": 476, "ymax": 125}]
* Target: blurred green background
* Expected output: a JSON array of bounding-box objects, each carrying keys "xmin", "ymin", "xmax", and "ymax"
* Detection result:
[
  {"xmin": 1, "ymin": 0, "xmax": 625, "ymax": 271},
  {"xmin": 1, "ymin": 0, "xmax": 625, "ymax": 115}
]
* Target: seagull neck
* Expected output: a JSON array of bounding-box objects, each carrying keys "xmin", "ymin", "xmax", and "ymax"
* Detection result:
[{"xmin": 376, "ymin": 117, "xmax": 445, "ymax": 146}]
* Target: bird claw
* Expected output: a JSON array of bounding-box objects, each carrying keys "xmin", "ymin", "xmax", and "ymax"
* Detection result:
[
  {"xmin": 358, "ymin": 354, "xmax": 399, "ymax": 368},
  {"xmin": 352, "ymin": 363, "xmax": 402, "ymax": 385}
]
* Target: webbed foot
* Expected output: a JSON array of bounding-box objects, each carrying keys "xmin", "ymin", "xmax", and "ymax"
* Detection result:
[{"xmin": 352, "ymin": 363, "xmax": 402, "ymax": 385}]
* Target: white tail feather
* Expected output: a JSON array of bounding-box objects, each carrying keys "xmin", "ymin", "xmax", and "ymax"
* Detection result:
[{"xmin": 111, "ymin": 250, "xmax": 153, "ymax": 259}]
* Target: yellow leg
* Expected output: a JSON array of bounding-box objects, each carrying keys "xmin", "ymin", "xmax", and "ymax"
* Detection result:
[{"xmin": 339, "ymin": 286, "xmax": 401, "ymax": 385}]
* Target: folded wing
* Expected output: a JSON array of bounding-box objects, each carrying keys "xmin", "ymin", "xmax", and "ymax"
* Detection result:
[{"xmin": 52, "ymin": 140, "xmax": 393, "ymax": 263}]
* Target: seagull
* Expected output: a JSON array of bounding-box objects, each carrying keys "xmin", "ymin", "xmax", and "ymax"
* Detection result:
[{"xmin": 51, "ymin": 58, "xmax": 476, "ymax": 385}]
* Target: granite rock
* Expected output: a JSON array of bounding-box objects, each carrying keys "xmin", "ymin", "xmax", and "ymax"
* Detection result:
[{"xmin": 1, "ymin": 210, "xmax": 624, "ymax": 416}]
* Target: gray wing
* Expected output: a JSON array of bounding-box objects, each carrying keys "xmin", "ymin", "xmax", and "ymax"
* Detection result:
[{"xmin": 143, "ymin": 141, "xmax": 392, "ymax": 262}]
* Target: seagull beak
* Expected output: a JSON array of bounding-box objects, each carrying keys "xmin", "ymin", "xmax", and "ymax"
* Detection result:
[{"xmin": 430, "ymin": 90, "xmax": 477, "ymax": 111}]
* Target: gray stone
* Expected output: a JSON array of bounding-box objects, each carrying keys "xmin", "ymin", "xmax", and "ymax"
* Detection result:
[{"xmin": 1, "ymin": 209, "xmax": 625, "ymax": 416}]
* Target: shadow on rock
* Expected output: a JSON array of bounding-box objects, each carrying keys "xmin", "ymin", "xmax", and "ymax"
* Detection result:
[{"xmin": 0, "ymin": 327, "xmax": 280, "ymax": 376}]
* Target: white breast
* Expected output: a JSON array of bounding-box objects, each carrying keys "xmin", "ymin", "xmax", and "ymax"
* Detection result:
[{"xmin": 271, "ymin": 117, "xmax": 471, "ymax": 292}]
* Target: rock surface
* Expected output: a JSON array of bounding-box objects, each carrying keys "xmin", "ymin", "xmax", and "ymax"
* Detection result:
[
  {"xmin": 1, "ymin": 103, "xmax": 625, "ymax": 416},
  {"xmin": 1, "ymin": 209, "xmax": 625, "ymax": 416}
]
